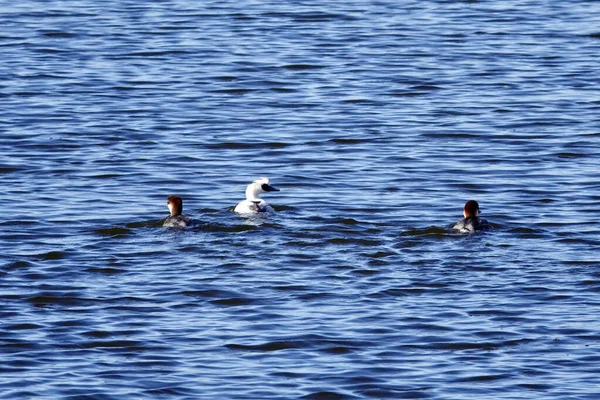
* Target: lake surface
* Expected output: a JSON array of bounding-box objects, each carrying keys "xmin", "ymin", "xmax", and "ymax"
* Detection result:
[{"xmin": 2, "ymin": 0, "xmax": 600, "ymax": 398}]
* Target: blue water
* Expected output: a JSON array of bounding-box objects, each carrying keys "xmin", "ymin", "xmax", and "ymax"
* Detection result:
[{"xmin": 2, "ymin": 1, "xmax": 600, "ymax": 399}]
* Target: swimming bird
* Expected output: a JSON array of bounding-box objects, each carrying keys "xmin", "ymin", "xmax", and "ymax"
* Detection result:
[
  {"xmin": 453, "ymin": 200, "xmax": 490, "ymax": 233},
  {"xmin": 163, "ymin": 195, "xmax": 192, "ymax": 227},
  {"xmin": 234, "ymin": 177, "xmax": 280, "ymax": 214}
]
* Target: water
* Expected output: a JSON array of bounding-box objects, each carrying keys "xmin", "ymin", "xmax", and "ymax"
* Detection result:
[{"xmin": 2, "ymin": 1, "xmax": 600, "ymax": 398}]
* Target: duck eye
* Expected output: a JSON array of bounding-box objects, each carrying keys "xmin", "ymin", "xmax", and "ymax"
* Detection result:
[{"xmin": 261, "ymin": 184, "xmax": 269, "ymax": 191}]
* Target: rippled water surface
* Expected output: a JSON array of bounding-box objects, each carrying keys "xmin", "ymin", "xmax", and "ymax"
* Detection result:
[{"xmin": 2, "ymin": 1, "xmax": 600, "ymax": 398}]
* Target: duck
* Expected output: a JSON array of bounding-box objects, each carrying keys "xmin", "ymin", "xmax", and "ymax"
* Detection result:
[
  {"xmin": 163, "ymin": 195, "xmax": 192, "ymax": 227},
  {"xmin": 453, "ymin": 200, "xmax": 490, "ymax": 233},
  {"xmin": 234, "ymin": 177, "xmax": 280, "ymax": 214}
]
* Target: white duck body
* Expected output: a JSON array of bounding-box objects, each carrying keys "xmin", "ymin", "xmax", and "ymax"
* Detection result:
[{"xmin": 234, "ymin": 177, "xmax": 280, "ymax": 214}]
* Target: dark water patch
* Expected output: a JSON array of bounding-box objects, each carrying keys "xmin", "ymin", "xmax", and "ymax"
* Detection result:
[
  {"xmin": 113, "ymin": 85, "xmax": 138, "ymax": 92},
  {"xmin": 127, "ymin": 50, "xmax": 193, "ymax": 58},
  {"xmin": 183, "ymin": 289, "xmax": 241, "ymax": 299},
  {"xmin": 302, "ymin": 391, "xmax": 355, "ymax": 400},
  {"xmin": 94, "ymin": 227, "xmax": 133, "ymax": 238},
  {"xmin": 329, "ymin": 137, "xmax": 375, "ymax": 145},
  {"xmin": 231, "ymin": 13, "xmax": 258, "ymax": 21},
  {"xmin": 4, "ymin": 260, "xmax": 33, "ymax": 270},
  {"xmin": 556, "ymin": 152, "xmax": 588, "ymax": 159},
  {"xmin": 326, "ymin": 237, "xmax": 381, "ymax": 246},
  {"xmin": 578, "ymin": 279, "xmax": 600, "ymax": 288},
  {"xmin": 321, "ymin": 346, "xmax": 356, "ymax": 355},
  {"xmin": 22, "ymin": 273, "xmax": 48, "ymax": 281},
  {"xmin": 273, "ymin": 284, "xmax": 312, "ymax": 292},
  {"xmin": 361, "ymin": 388, "xmax": 431, "ymax": 399},
  {"xmin": 17, "ymin": 10, "xmax": 93, "ymax": 18},
  {"xmin": 576, "ymin": 354, "xmax": 600, "ymax": 363},
  {"xmin": 411, "ymin": 84, "xmax": 442, "ymax": 91},
  {"xmin": 0, "ymin": 339, "xmax": 41, "ymax": 352},
  {"xmin": 400, "ymin": 226, "xmax": 451, "ymax": 237},
  {"xmin": 144, "ymin": 386, "xmax": 199, "ymax": 398},
  {"xmin": 282, "ymin": 64, "xmax": 325, "ymax": 71},
  {"xmin": 371, "ymin": 287, "xmax": 427, "ymax": 298},
  {"xmin": 390, "ymin": 91, "xmax": 429, "ymax": 97},
  {"xmin": 3, "ymin": 323, "xmax": 44, "ymax": 331},
  {"xmin": 54, "ymin": 318, "xmax": 89, "ymax": 328},
  {"xmin": 454, "ymin": 373, "xmax": 512, "ymax": 383},
  {"xmin": 205, "ymin": 141, "xmax": 293, "ymax": 150},
  {"xmin": 12, "ymin": 91, "xmax": 44, "ymax": 98},
  {"xmin": 352, "ymin": 268, "xmax": 380, "ymax": 276},
  {"xmin": 403, "ymin": 323, "xmax": 453, "ymax": 332},
  {"xmin": 507, "ymin": 227, "xmax": 545, "ymax": 235},
  {"xmin": 554, "ymin": 327, "xmax": 595, "ymax": 336},
  {"xmin": 557, "ymin": 237, "xmax": 600, "ymax": 246},
  {"xmin": 420, "ymin": 132, "xmax": 483, "ymax": 139},
  {"xmin": 341, "ymin": 98, "xmax": 385, "ymax": 105},
  {"xmin": 467, "ymin": 309, "xmax": 523, "ymax": 318},
  {"xmin": 81, "ymin": 340, "xmax": 145, "ymax": 350},
  {"xmin": 326, "ymin": 218, "xmax": 361, "ymax": 226},
  {"xmin": 42, "ymin": 31, "xmax": 76, "ymax": 38},
  {"xmin": 213, "ymin": 75, "xmax": 238, "ymax": 82},
  {"xmin": 0, "ymin": 165, "xmax": 28, "ymax": 173},
  {"xmin": 199, "ymin": 223, "xmax": 263, "ymax": 233},
  {"xmin": 26, "ymin": 294, "xmax": 98, "ymax": 308},
  {"xmin": 365, "ymin": 250, "xmax": 395, "ymax": 259},
  {"xmin": 81, "ymin": 330, "xmax": 112, "ymax": 339},
  {"xmin": 38, "ymin": 250, "xmax": 69, "ymax": 260},
  {"xmin": 90, "ymin": 173, "xmax": 122, "ymax": 179},
  {"xmin": 298, "ymin": 292, "xmax": 340, "ymax": 302},
  {"xmin": 272, "ymin": 205, "xmax": 296, "ymax": 212},
  {"xmin": 518, "ymin": 383, "xmax": 554, "ymax": 390},
  {"xmin": 33, "ymin": 47, "xmax": 74, "ymax": 54},
  {"xmin": 0, "ymin": 365, "xmax": 30, "ymax": 374},
  {"xmin": 86, "ymin": 267, "xmax": 125, "ymax": 275},
  {"xmin": 216, "ymin": 262, "xmax": 246, "ymax": 268},
  {"xmin": 0, "ymin": 219, "xmax": 47, "ymax": 229},
  {"xmin": 125, "ymin": 220, "xmax": 163, "ymax": 229},
  {"xmin": 270, "ymin": 87, "xmax": 297, "ymax": 93},
  {"xmin": 226, "ymin": 341, "xmax": 305, "ymax": 352},
  {"xmin": 211, "ymin": 88, "xmax": 255, "ymax": 95},
  {"xmin": 211, "ymin": 297, "xmax": 260, "ymax": 307}
]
